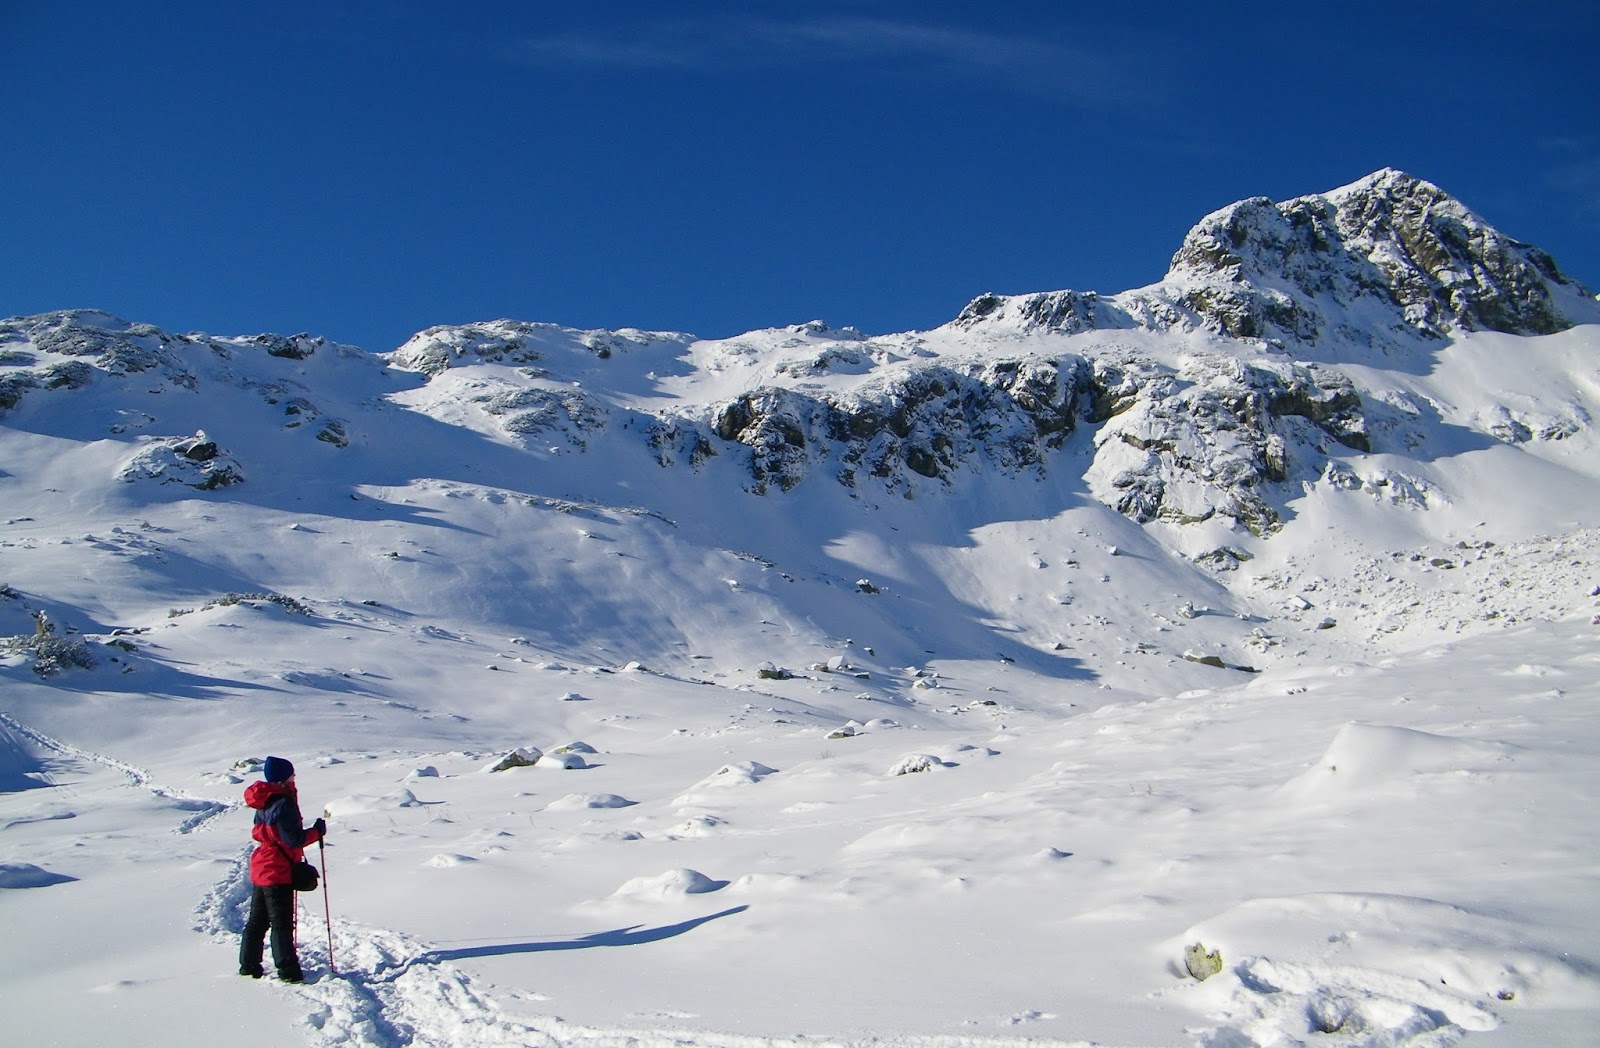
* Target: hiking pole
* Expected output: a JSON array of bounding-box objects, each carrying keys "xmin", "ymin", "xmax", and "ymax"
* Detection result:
[{"xmin": 319, "ymin": 837, "xmax": 336, "ymax": 974}]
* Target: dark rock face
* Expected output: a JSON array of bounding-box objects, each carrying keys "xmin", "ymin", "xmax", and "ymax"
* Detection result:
[
  {"xmin": 954, "ymin": 290, "xmax": 1135, "ymax": 335},
  {"xmin": 699, "ymin": 350, "xmax": 1369, "ymax": 533},
  {"xmin": 1086, "ymin": 357, "xmax": 1371, "ymax": 534},
  {"xmin": 391, "ymin": 322, "xmax": 550, "ymax": 375},
  {"xmin": 708, "ymin": 358, "xmax": 1091, "ymax": 495},
  {"xmin": 254, "ymin": 333, "xmax": 325, "ymax": 360},
  {"xmin": 1327, "ymin": 170, "xmax": 1578, "ymax": 336}
]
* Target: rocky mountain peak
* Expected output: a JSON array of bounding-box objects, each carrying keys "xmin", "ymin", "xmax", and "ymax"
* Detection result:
[
  {"xmin": 1166, "ymin": 168, "xmax": 1593, "ymax": 342},
  {"xmin": 958, "ymin": 169, "xmax": 1596, "ymax": 348}
]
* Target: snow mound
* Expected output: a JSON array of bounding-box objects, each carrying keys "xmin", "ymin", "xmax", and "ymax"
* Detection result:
[
  {"xmin": 671, "ymin": 761, "xmax": 777, "ymax": 805},
  {"xmin": 535, "ymin": 752, "xmax": 588, "ymax": 770},
  {"xmin": 704, "ymin": 760, "xmax": 777, "ymax": 784},
  {"xmin": 425, "ymin": 853, "xmax": 478, "ymax": 868},
  {"xmin": 611, "ymin": 868, "xmax": 727, "ymax": 900},
  {"xmin": 727, "ymin": 872, "xmax": 814, "ymax": 896},
  {"xmin": 546, "ymin": 793, "xmax": 635, "ymax": 811},
  {"xmin": 324, "ymin": 788, "xmax": 426, "ymax": 817},
  {"xmin": 668, "ymin": 815, "xmax": 727, "ymax": 838},
  {"xmin": 1281, "ymin": 723, "xmax": 1511, "ymax": 800}
]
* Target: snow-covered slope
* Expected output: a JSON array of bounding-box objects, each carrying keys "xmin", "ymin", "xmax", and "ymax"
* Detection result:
[{"xmin": 3, "ymin": 171, "xmax": 1598, "ymax": 1048}]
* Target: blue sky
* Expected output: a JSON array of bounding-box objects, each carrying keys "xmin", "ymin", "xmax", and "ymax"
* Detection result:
[{"xmin": 5, "ymin": 1, "xmax": 1598, "ymax": 349}]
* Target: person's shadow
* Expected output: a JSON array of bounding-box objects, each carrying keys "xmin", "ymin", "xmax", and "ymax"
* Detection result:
[{"xmin": 422, "ymin": 905, "xmax": 749, "ymax": 961}]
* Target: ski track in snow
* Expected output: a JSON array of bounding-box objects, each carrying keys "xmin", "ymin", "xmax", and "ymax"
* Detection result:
[
  {"xmin": 0, "ymin": 709, "xmax": 233, "ymax": 833},
  {"xmin": 197, "ymin": 857, "xmax": 1120, "ymax": 1048}
]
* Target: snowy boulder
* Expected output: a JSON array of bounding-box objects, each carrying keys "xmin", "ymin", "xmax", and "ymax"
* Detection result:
[
  {"xmin": 408, "ymin": 765, "xmax": 440, "ymax": 779},
  {"xmin": 611, "ymin": 868, "xmax": 727, "ymax": 900},
  {"xmin": 887, "ymin": 753, "xmax": 947, "ymax": 776},
  {"xmin": 1183, "ymin": 650, "xmax": 1227, "ymax": 669},
  {"xmin": 550, "ymin": 741, "xmax": 598, "ymax": 755},
  {"xmin": 323, "ymin": 788, "xmax": 425, "ymax": 818},
  {"xmin": 536, "ymin": 751, "xmax": 588, "ymax": 770},
  {"xmin": 1281, "ymin": 722, "xmax": 1511, "ymax": 802},
  {"xmin": 1196, "ymin": 546, "xmax": 1253, "ymax": 572},
  {"xmin": 116, "ymin": 434, "xmax": 244, "ymax": 490},
  {"xmin": 825, "ymin": 724, "xmax": 859, "ymax": 740},
  {"xmin": 482, "ymin": 747, "xmax": 542, "ymax": 773},
  {"xmin": 755, "ymin": 661, "xmax": 793, "ymax": 680}
]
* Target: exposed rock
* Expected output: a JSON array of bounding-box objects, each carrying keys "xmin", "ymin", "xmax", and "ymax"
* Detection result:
[
  {"xmin": 390, "ymin": 319, "xmax": 693, "ymax": 376},
  {"xmin": 480, "ymin": 387, "xmax": 607, "ymax": 448},
  {"xmin": 253, "ymin": 333, "xmax": 324, "ymax": 360},
  {"xmin": 484, "ymin": 747, "xmax": 542, "ymax": 773},
  {"xmin": 1184, "ymin": 942, "xmax": 1224, "ymax": 981},
  {"xmin": 709, "ymin": 358, "xmax": 1087, "ymax": 495},
  {"xmin": 0, "ymin": 371, "xmax": 38, "ymax": 412},
  {"xmin": 116, "ymin": 435, "xmax": 245, "ymax": 490}
]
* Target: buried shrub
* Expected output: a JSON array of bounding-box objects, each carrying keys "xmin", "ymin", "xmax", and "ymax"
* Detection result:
[{"xmin": 3, "ymin": 612, "xmax": 97, "ymax": 677}]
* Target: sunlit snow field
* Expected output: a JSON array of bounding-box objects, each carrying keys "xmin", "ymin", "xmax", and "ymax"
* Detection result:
[{"xmin": 3, "ymin": 297, "xmax": 1599, "ymax": 1048}]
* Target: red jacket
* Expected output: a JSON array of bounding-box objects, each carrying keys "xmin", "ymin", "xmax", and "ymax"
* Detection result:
[{"xmin": 245, "ymin": 780, "xmax": 323, "ymax": 886}]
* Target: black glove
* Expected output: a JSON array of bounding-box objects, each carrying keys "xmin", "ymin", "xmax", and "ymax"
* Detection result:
[{"xmin": 311, "ymin": 817, "xmax": 327, "ymax": 837}]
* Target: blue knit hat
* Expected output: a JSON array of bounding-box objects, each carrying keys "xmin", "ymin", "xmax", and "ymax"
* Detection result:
[{"xmin": 263, "ymin": 756, "xmax": 295, "ymax": 783}]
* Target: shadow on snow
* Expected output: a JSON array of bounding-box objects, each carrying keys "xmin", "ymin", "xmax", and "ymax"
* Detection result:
[{"xmin": 422, "ymin": 905, "xmax": 750, "ymax": 962}]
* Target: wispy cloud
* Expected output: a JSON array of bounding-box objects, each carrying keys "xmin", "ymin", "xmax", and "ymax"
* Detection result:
[{"xmin": 509, "ymin": 15, "xmax": 1149, "ymax": 108}]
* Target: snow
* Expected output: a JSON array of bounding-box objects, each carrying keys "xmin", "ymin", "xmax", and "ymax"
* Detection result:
[{"xmin": 4, "ymin": 191, "xmax": 1600, "ymax": 1045}]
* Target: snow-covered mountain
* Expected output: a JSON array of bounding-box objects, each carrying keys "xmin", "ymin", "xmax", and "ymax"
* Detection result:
[{"xmin": 3, "ymin": 171, "xmax": 1598, "ymax": 1048}]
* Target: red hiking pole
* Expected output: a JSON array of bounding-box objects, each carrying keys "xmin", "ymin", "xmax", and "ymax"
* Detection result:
[{"xmin": 319, "ymin": 837, "xmax": 335, "ymax": 974}]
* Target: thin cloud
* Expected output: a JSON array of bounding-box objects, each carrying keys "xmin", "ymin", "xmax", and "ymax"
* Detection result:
[{"xmin": 510, "ymin": 15, "xmax": 1149, "ymax": 108}]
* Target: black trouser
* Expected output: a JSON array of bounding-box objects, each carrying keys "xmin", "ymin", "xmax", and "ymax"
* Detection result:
[{"xmin": 239, "ymin": 883, "xmax": 301, "ymax": 978}]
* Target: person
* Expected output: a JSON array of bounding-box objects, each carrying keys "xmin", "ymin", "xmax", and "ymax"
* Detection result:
[{"xmin": 238, "ymin": 756, "xmax": 325, "ymax": 982}]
